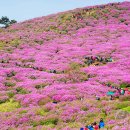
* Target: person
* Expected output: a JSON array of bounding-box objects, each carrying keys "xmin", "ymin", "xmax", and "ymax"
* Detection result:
[
  {"xmin": 117, "ymin": 88, "xmax": 121, "ymax": 95},
  {"xmin": 50, "ymin": 70, "xmax": 56, "ymax": 73},
  {"xmin": 84, "ymin": 56, "xmax": 89, "ymax": 59},
  {"xmin": 121, "ymin": 88, "xmax": 125, "ymax": 95},
  {"xmin": 99, "ymin": 57, "xmax": 103, "ymax": 62},
  {"xmin": 85, "ymin": 126, "xmax": 89, "ymax": 130},
  {"xmin": 128, "ymin": 91, "xmax": 130, "ymax": 95},
  {"xmin": 124, "ymin": 88, "xmax": 129, "ymax": 95},
  {"xmin": 38, "ymin": 67, "xmax": 43, "ymax": 71},
  {"xmin": 110, "ymin": 95, "xmax": 113, "ymax": 100},
  {"xmin": 93, "ymin": 122, "xmax": 99, "ymax": 130},
  {"xmin": 112, "ymin": 86, "xmax": 115, "ymax": 89},
  {"xmin": 107, "ymin": 84, "xmax": 111, "ymax": 87},
  {"xmin": 99, "ymin": 118, "xmax": 105, "ymax": 128},
  {"xmin": 88, "ymin": 124, "xmax": 94, "ymax": 130},
  {"xmin": 53, "ymin": 101, "xmax": 57, "ymax": 104},
  {"xmin": 80, "ymin": 128, "xmax": 84, "ymax": 130},
  {"xmin": 91, "ymin": 56, "xmax": 96, "ymax": 61},
  {"xmin": 96, "ymin": 56, "xmax": 100, "ymax": 61},
  {"xmin": 108, "ymin": 57, "xmax": 113, "ymax": 62},
  {"xmin": 96, "ymin": 95, "xmax": 100, "ymax": 100},
  {"xmin": 88, "ymin": 59, "xmax": 93, "ymax": 66}
]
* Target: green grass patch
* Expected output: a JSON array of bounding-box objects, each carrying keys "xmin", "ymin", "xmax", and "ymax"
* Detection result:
[
  {"xmin": 122, "ymin": 106, "xmax": 130, "ymax": 113},
  {"xmin": 0, "ymin": 41, "xmax": 5, "ymax": 50},
  {"xmin": 16, "ymin": 87, "xmax": 29, "ymax": 94},
  {"xmin": 7, "ymin": 91, "xmax": 15, "ymax": 98},
  {"xmin": 120, "ymin": 83, "xmax": 130, "ymax": 88},
  {"xmin": 0, "ymin": 99, "xmax": 20, "ymax": 112},
  {"xmin": 35, "ymin": 108, "xmax": 47, "ymax": 116},
  {"xmin": 10, "ymin": 39, "xmax": 20, "ymax": 47},
  {"xmin": 115, "ymin": 101, "xmax": 130, "ymax": 109},
  {"xmin": 68, "ymin": 122, "xmax": 81, "ymax": 128},
  {"xmin": 19, "ymin": 110, "xmax": 28, "ymax": 114},
  {"xmin": 31, "ymin": 118, "xmax": 58, "ymax": 127},
  {"xmin": 35, "ymin": 83, "xmax": 48, "ymax": 89},
  {"xmin": 4, "ymin": 82, "xmax": 16, "ymax": 87},
  {"xmin": 40, "ymin": 118, "xmax": 58, "ymax": 125}
]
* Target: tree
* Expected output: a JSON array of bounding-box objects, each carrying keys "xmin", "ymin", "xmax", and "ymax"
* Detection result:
[
  {"xmin": 0, "ymin": 16, "xmax": 17, "ymax": 28},
  {"xmin": 10, "ymin": 20, "xmax": 17, "ymax": 24}
]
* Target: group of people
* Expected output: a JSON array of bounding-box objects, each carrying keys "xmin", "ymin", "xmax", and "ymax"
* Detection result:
[
  {"xmin": 72, "ymin": 3, "xmax": 118, "ymax": 21},
  {"xmin": 95, "ymin": 83, "xmax": 130, "ymax": 101},
  {"xmin": 80, "ymin": 118, "xmax": 105, "ymax": 130},
  {"xmin": 0, "ymin": 59, "xmax": 9, "ymax": 63},
  {"xmin": 106, "ymin": 84, "xmax": 130, "ymax": 100},
  {"xmin": 15, "ymin": 62, "xmax": 59, "ymax": 74},
  {"xmin": 84, "ymin": 56, "xmax": 113, "ymax": 66}
]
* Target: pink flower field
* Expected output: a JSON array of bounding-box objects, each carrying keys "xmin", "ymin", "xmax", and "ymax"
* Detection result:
[{"xmin": 0, "ymin": 2, "xmax": 130, "ymax": 130}]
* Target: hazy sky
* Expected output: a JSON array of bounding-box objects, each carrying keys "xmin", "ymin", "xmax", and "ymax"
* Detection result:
[{"xmin": 0, "ymin": 0, "xmax": 128, "ymax": 22}]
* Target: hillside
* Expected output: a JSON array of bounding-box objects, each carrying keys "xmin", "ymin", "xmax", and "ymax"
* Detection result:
[{"xmin": 0, "ymin": 2, "xmax": 130, "ymax": 130}]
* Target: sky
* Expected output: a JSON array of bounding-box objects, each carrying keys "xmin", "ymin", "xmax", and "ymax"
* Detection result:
[{"xmin": 0, "ymin": 0, "xmax": 128, "ymax": 22}]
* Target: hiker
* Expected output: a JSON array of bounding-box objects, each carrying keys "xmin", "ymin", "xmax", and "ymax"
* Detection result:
[
  {"xmin": 87, "ymin": 59, "xmax": 93, "ymax": 66},
  {"xmin": 53, "ymin": 101, "xmax": 57, "ymax": 104},
  {"xmin": 33, "ymin": 66, "xmax": 37, "ymax": 70},
  {"xmin": 88, "ymin": 124, "xmax": 94, "ymax": 130},
  {"xmin": 128, "ymin": 91, "xmax": 130, "ymax": 95},
  {"xmin": 91, "ymin": 56, "xmax": 95, "ymax": 61},
  {"xmin": 29, "ymin": 64, "xmax": 32, "ymax": 68},
  {"xmin": 124, "ymin": 88, "xmax": 129, "ymax": 95},
  {"xmin": 96, "ymin": 56, "xmax": 100, "ymax": 62},
  {"xmin": 96, "ymin": 95, "xmax": 100, "ymax": 100},
  {"xmin": 84, "ymin": 56, "xmax": 89, "ymax": 59},
  {"xmin": 110, "ymin": 85, "xmax": 113, "ymax": 89},
  {"xmin": 121, "ymin": 88, "xmax": 125, "ymax": 95},
  {"xmin": 107, "ymin": 84, "xmax": 111, "ymax": 87},
  {"xmin": 99, "ymin": 57, "xmax": 103, "ymax": 62},
  {"xmin": 85, "ymin": 126, "xmax": 89, "ymax": 130},
  {"xmin": 117, "ymin": 88, "xmax": 121, "ymax": 95},
  {"xmin": 99, "ymin": 118, "xmax": 105, "ymax": 128},
  {"xmin": 108, "ymin": 57, "xmax": 113, "ymax": 62},
  {"xmin": 110, "ymin": 95, "xmax": 113, "ymax": 100},
  {"xmin": 93, "ymin": 122, "xmax": 99, "ymax": 130},
  {"xmin": 112, "ymin": 86, "xmax": 115, "ymax": 89},
  {"xmin": 38, "ymin": 67, "xmax": 43, "ymax": 71},
  {"xmin": 50, "ymin": 70, "xmax": 56, "ymax": 73}
]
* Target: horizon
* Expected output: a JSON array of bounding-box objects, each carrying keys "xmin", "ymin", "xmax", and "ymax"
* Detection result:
[{"xmin": 0, "ymin": 0, "xmax": 127, "ymax": 22}]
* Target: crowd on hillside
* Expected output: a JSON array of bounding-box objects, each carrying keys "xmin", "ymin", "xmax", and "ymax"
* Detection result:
[
  {"xmin": 106, "ymin": 84, "xmax": 130, "ymax": 100},
  {"xmin": 95, "ymin": 83, "xmax": 130, "ymax": 101},
  {"xmin": 84, "ymin": 56, "xmax": 113, "ymax": 66},
  {"xmin": 80, "ymin": 118, "xmax": 105, "ymax": 130}
]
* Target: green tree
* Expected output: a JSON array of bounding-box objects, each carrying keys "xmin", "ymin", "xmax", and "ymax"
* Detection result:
[
  {"xmin": 10, "ymin": 20, "xmax": 17, "ymax": 24},
  {"xmin": 0, "ymin": 16, "xmax": 17, "ymax": 28}
]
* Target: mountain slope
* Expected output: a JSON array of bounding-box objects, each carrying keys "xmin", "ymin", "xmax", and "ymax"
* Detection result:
[{"xmin": 0, "ymin": 2, "xmax": 130, "ymax": 130}]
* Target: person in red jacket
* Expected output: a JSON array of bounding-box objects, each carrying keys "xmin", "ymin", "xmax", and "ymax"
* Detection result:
[{"xmin": 93, "ymin": 122, "xmax": 99, "ymax": 130}]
